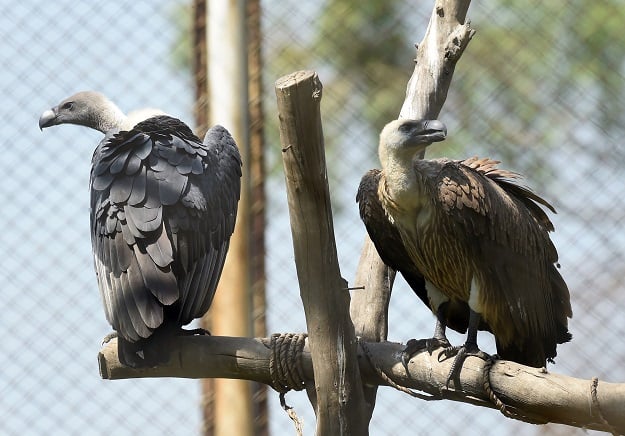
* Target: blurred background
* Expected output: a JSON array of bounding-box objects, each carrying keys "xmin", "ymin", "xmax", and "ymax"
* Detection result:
[{"xmin": 2, "ymin": 0, "xmax": 625, "ymax": 435}]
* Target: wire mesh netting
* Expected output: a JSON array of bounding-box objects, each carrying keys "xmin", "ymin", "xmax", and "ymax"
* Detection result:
[{"xmin": 2, "ymin": 1, "xmax": 624, "ymax": 435}]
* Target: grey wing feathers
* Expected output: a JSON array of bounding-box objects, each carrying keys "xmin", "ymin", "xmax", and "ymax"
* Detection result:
[
  {"xmin": 177, "ymin": 125, "xmax": 241, "ymax": 323},
  {"xmin": 90, "ymin": 118, "xmax": 241, "ymax": 343}
]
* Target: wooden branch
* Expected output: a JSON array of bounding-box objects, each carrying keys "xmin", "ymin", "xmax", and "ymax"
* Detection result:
[
  {"xmin": 99, "ymin": 336, "xmax": 625, "ymax": 434},
  {"xmin": 350, "ymin": 237, "xmax": 395, "ymax": 342},
  {"xmin": 349, "ymin": 236, "xmax": 395, "ymax": 424},
  {"xmin": 400, "ymin": 0, "xmax": 475, "ymax": 121},
  {"xmin": 274, "ymin": 70, "xmax": 367, "ymax": 436}
]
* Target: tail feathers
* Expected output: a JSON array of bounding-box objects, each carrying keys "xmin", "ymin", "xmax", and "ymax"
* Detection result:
[
  {"xmin": 495, "ymin": 326, "xmax": 571, "ymax": 368},
  {"xmin": 495, "ymin": 338, "xmax": 548, "ymax": 368},
  {"xmin": 495, "ymin": 267, "xmax": 572, "ymax": 368},
  {"xmin": 550, "ymin": 266, "xmax": 573, "ymax": 344}
]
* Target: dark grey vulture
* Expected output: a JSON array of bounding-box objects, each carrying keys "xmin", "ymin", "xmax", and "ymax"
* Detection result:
[
  {"xmin": 357, "ymin": 118, "xmax": 571, "ymax": 384},
  {"xmin": 39, "ymin": 91, "xmax": 241, "ymax": 367}
]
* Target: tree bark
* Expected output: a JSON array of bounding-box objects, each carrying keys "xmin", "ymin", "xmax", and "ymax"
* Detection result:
[
  {"xmin": 349, "ymin": 237, "xmax": 395, "ymax": 424},
  {"xmin": 246, "ymin": 1, "xmax": 268, "ymax": 435},
  {"xmin": 98, "ymin": 336, "xmax": 625, "ymax": 434},
  {"xmin": 400, "ymin": 0, "xmax": 475, "ymax": 122},
  {"xmin": 191, "ymin": 1, "xmax": 215, "ymax": 434},
  {"xmin": 274, "ymin": 70, "xmax": 367, "ymax": 436}
]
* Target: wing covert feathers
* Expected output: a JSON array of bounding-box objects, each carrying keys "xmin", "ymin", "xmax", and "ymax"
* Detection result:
[{"xmin": 90, "ymin": 116, "xmax": 241, "ymax": 344}]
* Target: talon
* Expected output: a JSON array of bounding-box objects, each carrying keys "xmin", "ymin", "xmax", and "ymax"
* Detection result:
[
  {"xmin": 426, "ymin": 337, "xmax": 451, "ymax": 355},
  {"xmin": 444, "ymin": 343, "xmax": 491, "ymax": 389},
  {"xmin": 102, "ymin": 331, "xmax": 118, "ymax": 345},
  {"xmin": 401, "ymin": 352, "xmax": 411, "ymax": 373},
  {"xmin": 402, "ymin": 337, "xmax": 454, "ymax": 373},
  {"xmin": 401, "ymin": 338, "xmax": 426, "ymax": 373},
  {"xmin": 437, "ymin": 345, "xmax": 460, "ymax": 362}
]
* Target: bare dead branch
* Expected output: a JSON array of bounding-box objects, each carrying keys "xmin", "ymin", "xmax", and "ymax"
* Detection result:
[
  {"xmin": 400, "ymin": 0, "xmax": 475, "ymax": 121},
  {"xmin": 274, "ymin": 70, "xmax": 367, "ymax": 435},
  {"xmin": 99, "ymin": 336, "xmax": 625, "ymax": 434},
  {"xmin": 349, "ymin": 237, "xmax": 396, "ymax": 423}
]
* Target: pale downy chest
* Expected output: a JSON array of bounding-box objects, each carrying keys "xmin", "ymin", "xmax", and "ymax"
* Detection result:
[{"xmin": 379, "ymin": 171, "xmax": 474, "ymax": 303}]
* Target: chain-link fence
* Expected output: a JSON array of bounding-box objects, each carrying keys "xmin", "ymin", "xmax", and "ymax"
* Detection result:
[{"xmin": 2, "ymin": 1, "xmax": 624, "ymax": 435}]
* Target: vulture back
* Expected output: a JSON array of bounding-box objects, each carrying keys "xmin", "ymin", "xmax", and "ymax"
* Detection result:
[{"xmin": 90, "ymin": 115, "xmax": 241, "ymax": 364}]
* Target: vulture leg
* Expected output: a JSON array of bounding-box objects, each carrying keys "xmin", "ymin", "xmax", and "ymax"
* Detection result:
[
  {"xmin": 438, "ymin": 309, "xmax": 490, "ymax": 388},
  {"xmin": 401, "ymin": 306, "xmax": 452, "ymax": 372},
  {"xmin": 101, "ymin": 331, "xmax": 146, "ymax": 368}
]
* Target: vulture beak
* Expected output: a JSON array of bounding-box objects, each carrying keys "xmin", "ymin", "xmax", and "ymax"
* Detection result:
[
  {"xmin": 417, "ymin": 119, "xmax": 447, "ymax": 143},
  {"xmin": 39, "ymin": 108, "xmax": 58, "ymax": 130}
]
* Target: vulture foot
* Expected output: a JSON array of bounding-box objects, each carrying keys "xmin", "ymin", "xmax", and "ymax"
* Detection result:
[
  {"xmin": 401, "ymin": 336, "xmax": 452, "ymax": 373},
  {"xmin": 438, "ymin": 342, "xmax": 490, "ymax": 389},
  {"xmin": 117, "ymin": 327, "xmax": 211, "ymax": 368},
  {"xmin": 102, "ymin": 331, "xmax": 118, "ymax": 345}
]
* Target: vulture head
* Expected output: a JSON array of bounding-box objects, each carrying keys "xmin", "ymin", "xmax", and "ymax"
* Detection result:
[
  {"xmin": 378, "ymin": 118, "xmax": 447, "ymax": 168},
  {"xmin": 39, "ymin": 91, "xmax": 126, "ymax": 133}
]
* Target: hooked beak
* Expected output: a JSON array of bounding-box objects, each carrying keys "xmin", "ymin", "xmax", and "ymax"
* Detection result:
[
  {"xmin": 39, "ymin": 108, "xmax": 58, "ymax": 130},
  {"xmin": 417, "ymin": 119, "xmax": 447, "ymax": 143}
]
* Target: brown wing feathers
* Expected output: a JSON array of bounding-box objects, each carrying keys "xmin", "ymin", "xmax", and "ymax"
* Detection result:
[{"xmin": 360, "ymin": 147, "xmax": 572, "ymax": 368}]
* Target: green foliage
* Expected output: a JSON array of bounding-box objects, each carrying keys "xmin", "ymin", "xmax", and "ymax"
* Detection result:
[
  {"xmin": 169, "ymin": 4, "xmax": 192, "ymax": 73},
  {"xmin": 567, "ymin": 0, "xmax": 625, "ymax": 131},
  {"xmin": 440, "ymin": 0, "xmax": 625, "ymax": 178},
  {"xmin": 313, "ymin": 0, "xmax": 412, "ymax": 134}
]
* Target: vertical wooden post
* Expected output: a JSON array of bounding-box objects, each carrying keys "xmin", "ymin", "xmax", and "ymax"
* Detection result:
[
  {"xmin": 246, "ymin": 0, "xmax": 268, "ymax": 434},
  {"xmin": 207, "ymin": 2, "xmax": 253, "ymax": 436},
  {"xmin": 276, "ymin": 70, "xmax": 367, "ymax": 436},
  {"xmin": 192, "ymin": 0, "xmax": 209, "ymax": 137},
  {"xmin": 349, "ymin": 236, "xmax": 395, "ymax": 424},
  {"xmin": 192, "ymin": 1, "xmax": 216, "ymax": 434}
]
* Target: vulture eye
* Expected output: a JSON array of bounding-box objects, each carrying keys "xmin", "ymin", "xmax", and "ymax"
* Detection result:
[{"xmin": 61, "ymin": 102, "xmax": 74, "ymax": 110}]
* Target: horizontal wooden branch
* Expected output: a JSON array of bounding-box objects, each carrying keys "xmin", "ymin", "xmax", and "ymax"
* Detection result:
[{"xmin": 99, "ymin": 336, "xmax": 624, "ymax": 434}]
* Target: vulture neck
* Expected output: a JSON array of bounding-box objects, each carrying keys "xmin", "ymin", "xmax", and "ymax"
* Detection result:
[
  {"xmin": 379, "ymin": 147, "xmax": 429, "ymax": 213},
  {"xmin": 93, "ymin": 102, "xmax": 127, "ymax": 133}
]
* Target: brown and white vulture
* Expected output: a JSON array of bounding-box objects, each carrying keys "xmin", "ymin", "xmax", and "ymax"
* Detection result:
[
  {"xmin": 39, "ymin": 91, "xmax": 241, "ymax": 367},
  {"xmin": 357, "ymin": 118, "xmax": 572, "ymax": 384}
]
